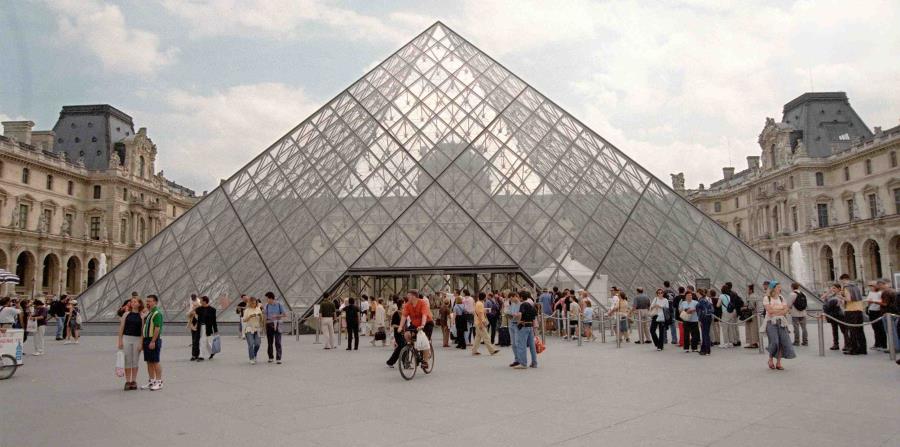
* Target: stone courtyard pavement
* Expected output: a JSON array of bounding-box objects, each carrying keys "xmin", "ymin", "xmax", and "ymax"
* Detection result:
[{"xmin": 1, "ymin": 327, "xmax": 898, "ymax": 447}]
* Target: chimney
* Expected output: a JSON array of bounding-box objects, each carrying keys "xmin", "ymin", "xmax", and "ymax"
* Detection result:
[
  {"xmin": 723, "ymin": 167, "xmax": 735, "ymax": 181},
  {"xmin": 2, "ymin": 120, "xmax": 35, "ymax": 145},
  {"xmin": 874, "ymin": 126, "xmax": 882, "ymax": 137},
  {"xmin": 747, "ymin": 156, "xmax": 760, "ymax": 170},
  {"xmin": 699, "ymin": 183, "xmax": 705, "ymax": 191}
]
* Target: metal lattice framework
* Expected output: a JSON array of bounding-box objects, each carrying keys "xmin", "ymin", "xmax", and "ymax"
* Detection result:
[{"xmin": 78, "ymin": 22, "xmax": 803, "ymax": 321}]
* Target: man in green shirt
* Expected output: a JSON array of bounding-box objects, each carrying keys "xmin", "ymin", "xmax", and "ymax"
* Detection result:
[{"xmin": 142, "ymin": 295, "xmax": 164, "ymax": 391}]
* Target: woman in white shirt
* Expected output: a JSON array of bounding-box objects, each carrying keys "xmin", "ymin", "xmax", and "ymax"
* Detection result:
[
  {"xmin": 763, "ymin": 281, "xmax": 796, "ymax": 370},
  {"xmin": 649, "ymin": 289, "xmax": 669, "ymax": 351},
  {"xmin": 242, "ymin": 297, "xmax": 264, "ymax": 364}
]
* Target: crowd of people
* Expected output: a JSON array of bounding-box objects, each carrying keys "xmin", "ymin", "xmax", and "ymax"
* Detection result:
[
  {"xmin": 0, "ymin": 294, "xmax": 83, "ymax": 355},
  {"xmin": 2, "ymin": 273, "xmax": 896, "ymax": 392},
  {"xmin": 315, "ymin": 276, "xmax": 899, "ymax": 372}
]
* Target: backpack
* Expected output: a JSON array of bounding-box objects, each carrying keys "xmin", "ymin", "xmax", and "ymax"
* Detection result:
[
  {"xmin": 696, "ymin": 299, "xmax": 714, "ymax": 319},
  {"xmin": 792, "ymin": 291, "xmax": 807, "ymax": 311},
  {"xmin": 823, "ymin": 297, "xmax": 843, "ymax": 317},
  {"xmin": 731, "ymin": 294, "xmax": 745, "ymax": 313},
  {"xmin": 723, "ymin": 294, "xmax": 735, "ymax": 313}
]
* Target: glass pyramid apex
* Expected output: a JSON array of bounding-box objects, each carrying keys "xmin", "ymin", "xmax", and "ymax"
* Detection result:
[{"xmin": 76, "ymin": 22, "xmax": 809, "ymax": 322}]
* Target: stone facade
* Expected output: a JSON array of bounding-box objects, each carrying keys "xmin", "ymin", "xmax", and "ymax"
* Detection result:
[
  {"xmin": 677, "ymin": 92, "xmax": 900, "ymax": 293},
  {"xmin": 0, "ymin": 105, "xmax": 198, "ymax": 298}
]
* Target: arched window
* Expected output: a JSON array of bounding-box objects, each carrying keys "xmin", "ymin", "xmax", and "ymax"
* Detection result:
[
  {"xmin": 139, "ymin": 156, "xmax": 145, "ymax": 178},
  {"xmin": 22, "ymin": 167, "xmax": 30, "ymax": 184}
]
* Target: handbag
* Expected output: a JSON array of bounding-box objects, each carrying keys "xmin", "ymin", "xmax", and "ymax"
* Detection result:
[
  {"xmin": 535, "ymin": 337, "xmax": 546, "ymax": 354},
  {"xmin": 414, "ymin": 330, "xmax": 430, "ymax": 351},
  {"xmin": 115, "ymin": 350, "xmax": 125, "ymax": 377},
  {"xmin": 679, "ymin": 310, "xmax": 690, "ymax": 321},
  {"xmin": 374, "ymin": 329, "xmax": 386, "ymax": 341},
  {"xmin": 208, "ymin": 334, "xmax": 221, "ymax": 355}
]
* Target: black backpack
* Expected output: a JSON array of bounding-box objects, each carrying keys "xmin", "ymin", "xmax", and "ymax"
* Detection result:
[{"xmin": 792, "ymin": 291, "xmax": 807, "ymax": 311}]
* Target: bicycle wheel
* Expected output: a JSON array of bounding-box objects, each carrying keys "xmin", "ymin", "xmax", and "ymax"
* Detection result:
[
  {"xmin": 0, "ymin": 354, "xmax": 17, "ymax": 380},
  {"xmin": 421, "ymin": 344, "xmax": 434, "ymax": 374},
  {"xmin": 398, "ymin": 345, "xmax": 417, "ymax": 381}
]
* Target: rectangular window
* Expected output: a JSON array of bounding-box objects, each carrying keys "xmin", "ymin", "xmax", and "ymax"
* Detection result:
[
  {"xmin": 789, "ymin": 176, "xmax": 795, "ymax": 189},
  {"xmin": 123, "ymin": 188, "xmax": 128, "ymax": 201},
  {"xmin": 868, "ymin": 193, "xmax": 877, "ymax": 218},
  {"xmin": 865, "ymin": 159, "xmax": 872, "ymax": 175},
  {"xmin": 93, "ymin": 185, "xmax": 101, "ymax": 199},
  {"xmin": 120, "ymin": 218, "xmax": 127, "ymax": 243},
  {"xmin": 791, "ymin": 206, "xmax": 798, "ymax": 232},
  {"xmin": 891, "ymin": 151, "xmax": 898, "ymax": 168},
  {"xmin": 43, "ymin": 209, "xmax": 52, "ymax": 229},
  {"xmin": 90, "ymin": 216, "xmax": 101, "ymax": 240},
  {"xmin": 714, "ymin": 202, "xmax": 721, "ymax": 213},
  {"xmin": 895, "ymin": 189, "xmax": 900, "ymax": 214},
  {"xmin": 46, "ymin": 175, "xmax": 54, "ymax": 190},
  {"xmin": 18, "ymin": 204, "xmax": 28, "ymax": 230},
  {"xmin": 844, "ymin": 166, "xmax": 850, "ymax": 181},
  {"xmin": 172, "ymin": 206, "xmax": 176, "ymax": 218},
  {"xmin": 815, "ymin": 172, "xmax": 824, "ymax": 186},
  {"xmin": 735, "ymin": 222, "xmax": 742, "ymax": 239},
  {"xmin": 847, "ymin": 199, "xmax": 855, "ymax": 221},
  {"xmin": 734, "ymin": 196, "xmax": 740, "ymax": 208},
  {"xmin": 817, "ymin": 203, "xmax": 829, "ymax": 228},
  {"xmin": 67, "ymin": 180, "xmax": 74, "ymax": 195},
  {"xmin": 772, "ymin": 205, "xmax": 779, "ymax": 232}
]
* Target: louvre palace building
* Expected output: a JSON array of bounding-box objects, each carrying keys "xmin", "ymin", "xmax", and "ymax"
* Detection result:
[
  {"xmin": 1, "ymin": 105, "xmax": 197, "ymax": 298},
  {"xmin": 678, "ymin": 92, "xmax": 900, "ymax": 293}
]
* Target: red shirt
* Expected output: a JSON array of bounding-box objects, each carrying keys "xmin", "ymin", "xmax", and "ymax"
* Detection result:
[{"xmin": 402, "ymin": 300, "xmax": 433, "ymax": 328}]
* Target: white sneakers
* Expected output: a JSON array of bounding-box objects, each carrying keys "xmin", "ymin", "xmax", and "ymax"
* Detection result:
[
  {"xmin": 250, "ymin": 359, "xmax": 256, "ymax": 365},
  {"xmin": 141, "ymin": 380, "xmax": 164, "ymax": 391}
]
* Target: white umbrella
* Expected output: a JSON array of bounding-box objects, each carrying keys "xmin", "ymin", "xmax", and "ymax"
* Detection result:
[{"xmin": 0, "ymin": 269, "xmax": 20, "ymax": 284}]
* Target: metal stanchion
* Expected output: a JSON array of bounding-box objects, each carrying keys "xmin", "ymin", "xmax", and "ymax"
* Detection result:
[
  {"xmin": 577, "ymin": 318, "xmax": 583, "ymax": 346},
  {"xmin": 757, "ymin": 314, "xmax": 764, "ymax": 355},
  {"xmin": 887, "ymin": 314, "xmax": 897, "ymax": 362},
  {"xmin": 637, "ymin": 312, "xmax": 644, "ymax": 344},
  {"xmin": 615, "ymin": 311, "xmax": 621, "ymax": 349},
  {"xmin": 337, "ymin": 314, "xmax": 343, "ymax": 346},
  {"xmin": 539, "ymin": 312, "xmax": 546, "ymax": 344},
  {"xmin": 600, "ymin": 316, "xmax": 606, "ymax": 343},
  {"xmin": 314, "ymin": 316, "xmax": 322, "ymax": 344},
  {"xmin": 564, "ymin": 315, "xmax": 570, "ymax": 341},
  {"xmin": 817, "ymin": 312, "xmax": 825, "ymax": 357}
]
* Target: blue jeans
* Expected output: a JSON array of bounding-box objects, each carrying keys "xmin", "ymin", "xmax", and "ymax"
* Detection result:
[
  {"xmin": 56, "ymin": 317, "xmax": 65, "ymax": 339},
  {"xmin": 509, "ymin": 321, "xmax": 519, "ymax": 355},
  {"xmin": 515, "ymin": 326, "xmax": 537, "ymax": 367},
  {"xmin": 245, "ymin": 332, "xmax": 260, "ymax": 360},
  {"xmin": 699, "ymin": 317, "xmax": 712, "ymax": 354}
]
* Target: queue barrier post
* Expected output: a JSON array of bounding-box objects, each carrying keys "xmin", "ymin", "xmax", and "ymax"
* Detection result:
[
  {"xmin": 757, "ymin": 314, "xmax": 765, "ymax": 355},
  {"xmin": 637, "ymin": 312, "xmax": 645, "ymax": 345},
  {"xmin": 615, "ymin": 311, "xmax": 622, "ymax": 349},
  {"xmin": 600, "ymin": 315, "xmax": 606, "ymax": 343},
  {"xmin": 337, "ymin": 314, "xmax": 343, "ymax": 346},
  {"xmin": 887, "ymin": 314, "xmax": 897, "ymax": 362},
  {"xmin": 539, "ymin": 312, "xmax": 546, "ymax": 345},
  {"xmin": 816, "ymin": 312, "xmax": 825, "ymax": 357},
  {"xmin": 577, "ymin": 317, "xmax": 583, "ymax": 346},
  {"xmin": 314, "ymin": 316, "xmax": 322, "ymax": 344}
]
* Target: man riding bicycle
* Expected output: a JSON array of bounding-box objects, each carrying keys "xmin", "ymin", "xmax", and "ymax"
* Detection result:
[{"xmin": 401, "ymin": 290, "xmax": 434, "ymax": 368}]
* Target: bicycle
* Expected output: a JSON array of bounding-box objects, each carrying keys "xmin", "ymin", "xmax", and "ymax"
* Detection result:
[
  {"xmin": 398, "ymin": 338, "xmax": 434, "ymax": 380},
  {"xmin": 0, "ymin": 354, "xmax": 17, "ymax": 380}
]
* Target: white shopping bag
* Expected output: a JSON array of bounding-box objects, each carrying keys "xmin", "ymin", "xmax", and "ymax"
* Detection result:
[
  {"xmin": 26, "ymin": 318, "xmax": 37, "ymax": 333},
  {"xmin": 414, "ymin": 330, "xmax": 429, "ymax": 351},
  {"xmin": 115, "ymin": 350, "xmax": 125, "ymax": 377}
]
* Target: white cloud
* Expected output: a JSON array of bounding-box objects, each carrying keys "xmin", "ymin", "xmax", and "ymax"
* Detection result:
[
  {"xmin": 46, "ymin": 0, "xmax": 177, "ymax": 75},
  {"xmin": 446, "ymin": 0, "xmax": 900, "ymax": 188},
  {"xmin": 141, "ymin": 83, "xmax": 319, "ymax": 190},
  {"xmin": 161, "ymin": 0, "xmax": 430, "ymax": 44}
]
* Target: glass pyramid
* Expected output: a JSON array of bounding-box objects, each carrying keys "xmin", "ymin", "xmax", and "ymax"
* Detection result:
[{"xmin": 78, "ymin": 22, "xmax": 804, "ymax": 321}]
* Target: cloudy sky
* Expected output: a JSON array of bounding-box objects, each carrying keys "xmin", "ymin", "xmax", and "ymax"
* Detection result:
[{"xmin": 1, "ymin": 0, "xmax": 898, "ymax": 192}]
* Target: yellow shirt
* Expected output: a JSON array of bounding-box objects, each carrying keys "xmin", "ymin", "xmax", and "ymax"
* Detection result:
[{"xmin": 474, "ymin": 301, "xmax": 487, "ymax": 325}]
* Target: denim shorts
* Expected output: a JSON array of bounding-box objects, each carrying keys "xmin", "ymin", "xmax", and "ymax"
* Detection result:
[{"xmin": 142, "ymin": 337, "xmax": 162, "ymax": 363}]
